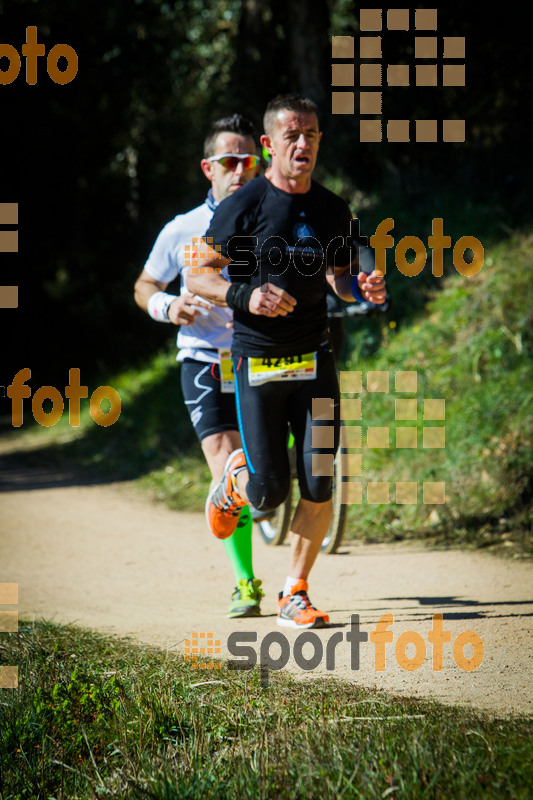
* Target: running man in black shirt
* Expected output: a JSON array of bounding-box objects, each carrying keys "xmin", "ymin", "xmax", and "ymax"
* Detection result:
[{"xmin": 187, "ymin": 95, "xmax": 386, "ymax": 628}]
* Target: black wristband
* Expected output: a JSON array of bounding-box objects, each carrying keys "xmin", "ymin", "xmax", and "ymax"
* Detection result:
[{"xmin": 226, "ymin": 283, "xmax": 254, "ymax": 313}]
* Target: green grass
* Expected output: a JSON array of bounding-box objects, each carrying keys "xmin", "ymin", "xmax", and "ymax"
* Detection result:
[
  {"xmin": 0, "ymin": 350, "xmax": 212, "ymax": 511},
  {"xmin": 1, "ymin": 621, "xmax": 532, "ymax": 799},
  {"xmin": 338, "ymin": 231, "xmax": 533, "ymax": 555},
  {"xmin": 2, "ymin": 232, "xmax": 532, "ymax": 552}
]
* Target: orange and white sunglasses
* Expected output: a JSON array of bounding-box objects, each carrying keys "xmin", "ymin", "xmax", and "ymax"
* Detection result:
[{"xmin": 206, "ymin": 153, "xmax": 260, "ymax": 171}]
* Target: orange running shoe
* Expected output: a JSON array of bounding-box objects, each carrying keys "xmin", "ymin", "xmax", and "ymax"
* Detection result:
[
  {"xmin": 206, "ymin": 449, "xmax": 247, "ymax": 539},
  {"xmin": 276, "ymin": 580, "xmax": 329, "ymax": 628}
]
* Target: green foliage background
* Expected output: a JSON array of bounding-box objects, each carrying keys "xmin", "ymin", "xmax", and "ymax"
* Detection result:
[
  {"xmin": 1, "ymin": 0, "xmax": 531, "ymax": 546},
  {"xmin": 1, "ymin": 0, "xmax": 531, "ymax": 382}
]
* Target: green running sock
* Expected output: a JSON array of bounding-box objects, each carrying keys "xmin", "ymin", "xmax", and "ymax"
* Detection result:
[{"xmin": 222, "ymin": 505, "xmax": 254, "ymax": 582}]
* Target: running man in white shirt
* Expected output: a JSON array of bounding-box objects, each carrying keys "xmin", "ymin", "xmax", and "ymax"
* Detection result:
[{"xmin": 134, "ymin": 114, "xmax": 263, "ymax": 617}]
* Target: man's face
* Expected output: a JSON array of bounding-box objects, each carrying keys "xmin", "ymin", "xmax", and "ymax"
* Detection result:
[
  {"xmin": 263, "ymin": 110, "xmax": 322, "ymax": 182},
  {"xmin": 201, "ymin": 133, "xmax": 258, "ymax": 202}
]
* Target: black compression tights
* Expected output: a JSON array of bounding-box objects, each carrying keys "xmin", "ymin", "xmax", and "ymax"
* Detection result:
[{"xmin": 233, "ymin": 348, "xmax": 340, "ymax": 511}]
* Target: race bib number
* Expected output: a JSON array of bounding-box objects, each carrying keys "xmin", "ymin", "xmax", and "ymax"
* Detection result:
[
  {"xmin": 248, "ymin": 352, "xmax": 317, "ymax": 386},
  {"xmin": 218, "ymin": 348, "xmax": 235, "ymax": 394}
]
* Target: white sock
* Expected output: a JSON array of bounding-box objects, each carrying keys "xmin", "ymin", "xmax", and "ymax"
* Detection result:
[{"xmin": 283, "ymin": 576, "xmax": 306, "ymax": 596}]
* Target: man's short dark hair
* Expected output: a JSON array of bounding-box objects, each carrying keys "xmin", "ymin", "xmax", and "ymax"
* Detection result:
[
  {"xmin": 203, "ymin": 114, "xmax": 257, "ymax": 158},
  {"xmin": 263, "ymin": 94, "xmax": 319, "ymax": 136}
]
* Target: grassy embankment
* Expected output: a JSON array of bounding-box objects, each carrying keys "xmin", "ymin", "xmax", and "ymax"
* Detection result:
[
  {"xmin": 340, "ymin": 231, "xmax": 532, "ymax": 554},
  {"xmin": 1, "ymin": 621, "xmax": 532, "ymax": 799},
  {"xmin": 2, "ymin": 233, "xmax": 531, "ymax": 554}
]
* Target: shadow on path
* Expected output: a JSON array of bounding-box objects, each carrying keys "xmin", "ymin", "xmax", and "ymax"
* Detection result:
[{"xmin": 329, "ymin": 595, "xmax": 533, "ymax": 623}]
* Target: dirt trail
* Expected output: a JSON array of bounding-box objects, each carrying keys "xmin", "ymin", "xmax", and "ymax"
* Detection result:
[{"xmin": 1, "ymin": 444, "xmax": 532, "ymax": 716}]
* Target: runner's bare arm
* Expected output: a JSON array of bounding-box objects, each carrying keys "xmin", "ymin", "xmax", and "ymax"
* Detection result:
[
  {"xmin": 186, "ymin": 245, "xmax": 296, "ymax": 317},
  {"xmin": 327, "ymin": 264, "xmax": 387, "ymax": 304},
  {"xmin": 134, "ymin": 269, "xmax": 210, "ymax": 325},
  {"xmin": 185, "ymin": 253, "xmax": 233, "ymax": 306}
]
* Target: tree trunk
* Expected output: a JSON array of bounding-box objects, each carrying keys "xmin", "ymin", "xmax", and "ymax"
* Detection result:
[
  {"xmin": 286, "ymin": 0, "xmax": 330, "ymax": 105},
  {"xmin": 232, "ymin": 0, "xmax": 331, "ymax": 115}
]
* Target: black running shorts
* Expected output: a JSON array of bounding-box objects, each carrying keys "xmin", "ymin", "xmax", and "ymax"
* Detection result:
[{"xmin": 180, "ymin": 358, "xmax": 239, "ymax": 442}]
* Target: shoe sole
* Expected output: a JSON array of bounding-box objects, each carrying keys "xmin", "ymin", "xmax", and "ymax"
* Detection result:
[
  {"xmin": 205, "ymin": 483, "xmax": 241, "ymax": 540},
  {"xmin": 205, "ymin": 486, "xmax": 218, "ymax": 535},
  {"xmin": 276, "ymin": 616, "xmax": 329, "ymax": 629},
  {"xmin": 205, "ymin": 486, "xmax": 225, "ymax": 538},
  {"xmin": 228, "ymin": 606, "xmax": 262, "ymax": 619},
  {"xmin": 205, "ymin": 451, "xmax": 245, "ymax": 539}
]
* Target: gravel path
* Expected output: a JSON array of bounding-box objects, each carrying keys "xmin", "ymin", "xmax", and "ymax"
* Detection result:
[{"xmin": 1, "ymin": 449, "xmax": 532, "ymax": 716}]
